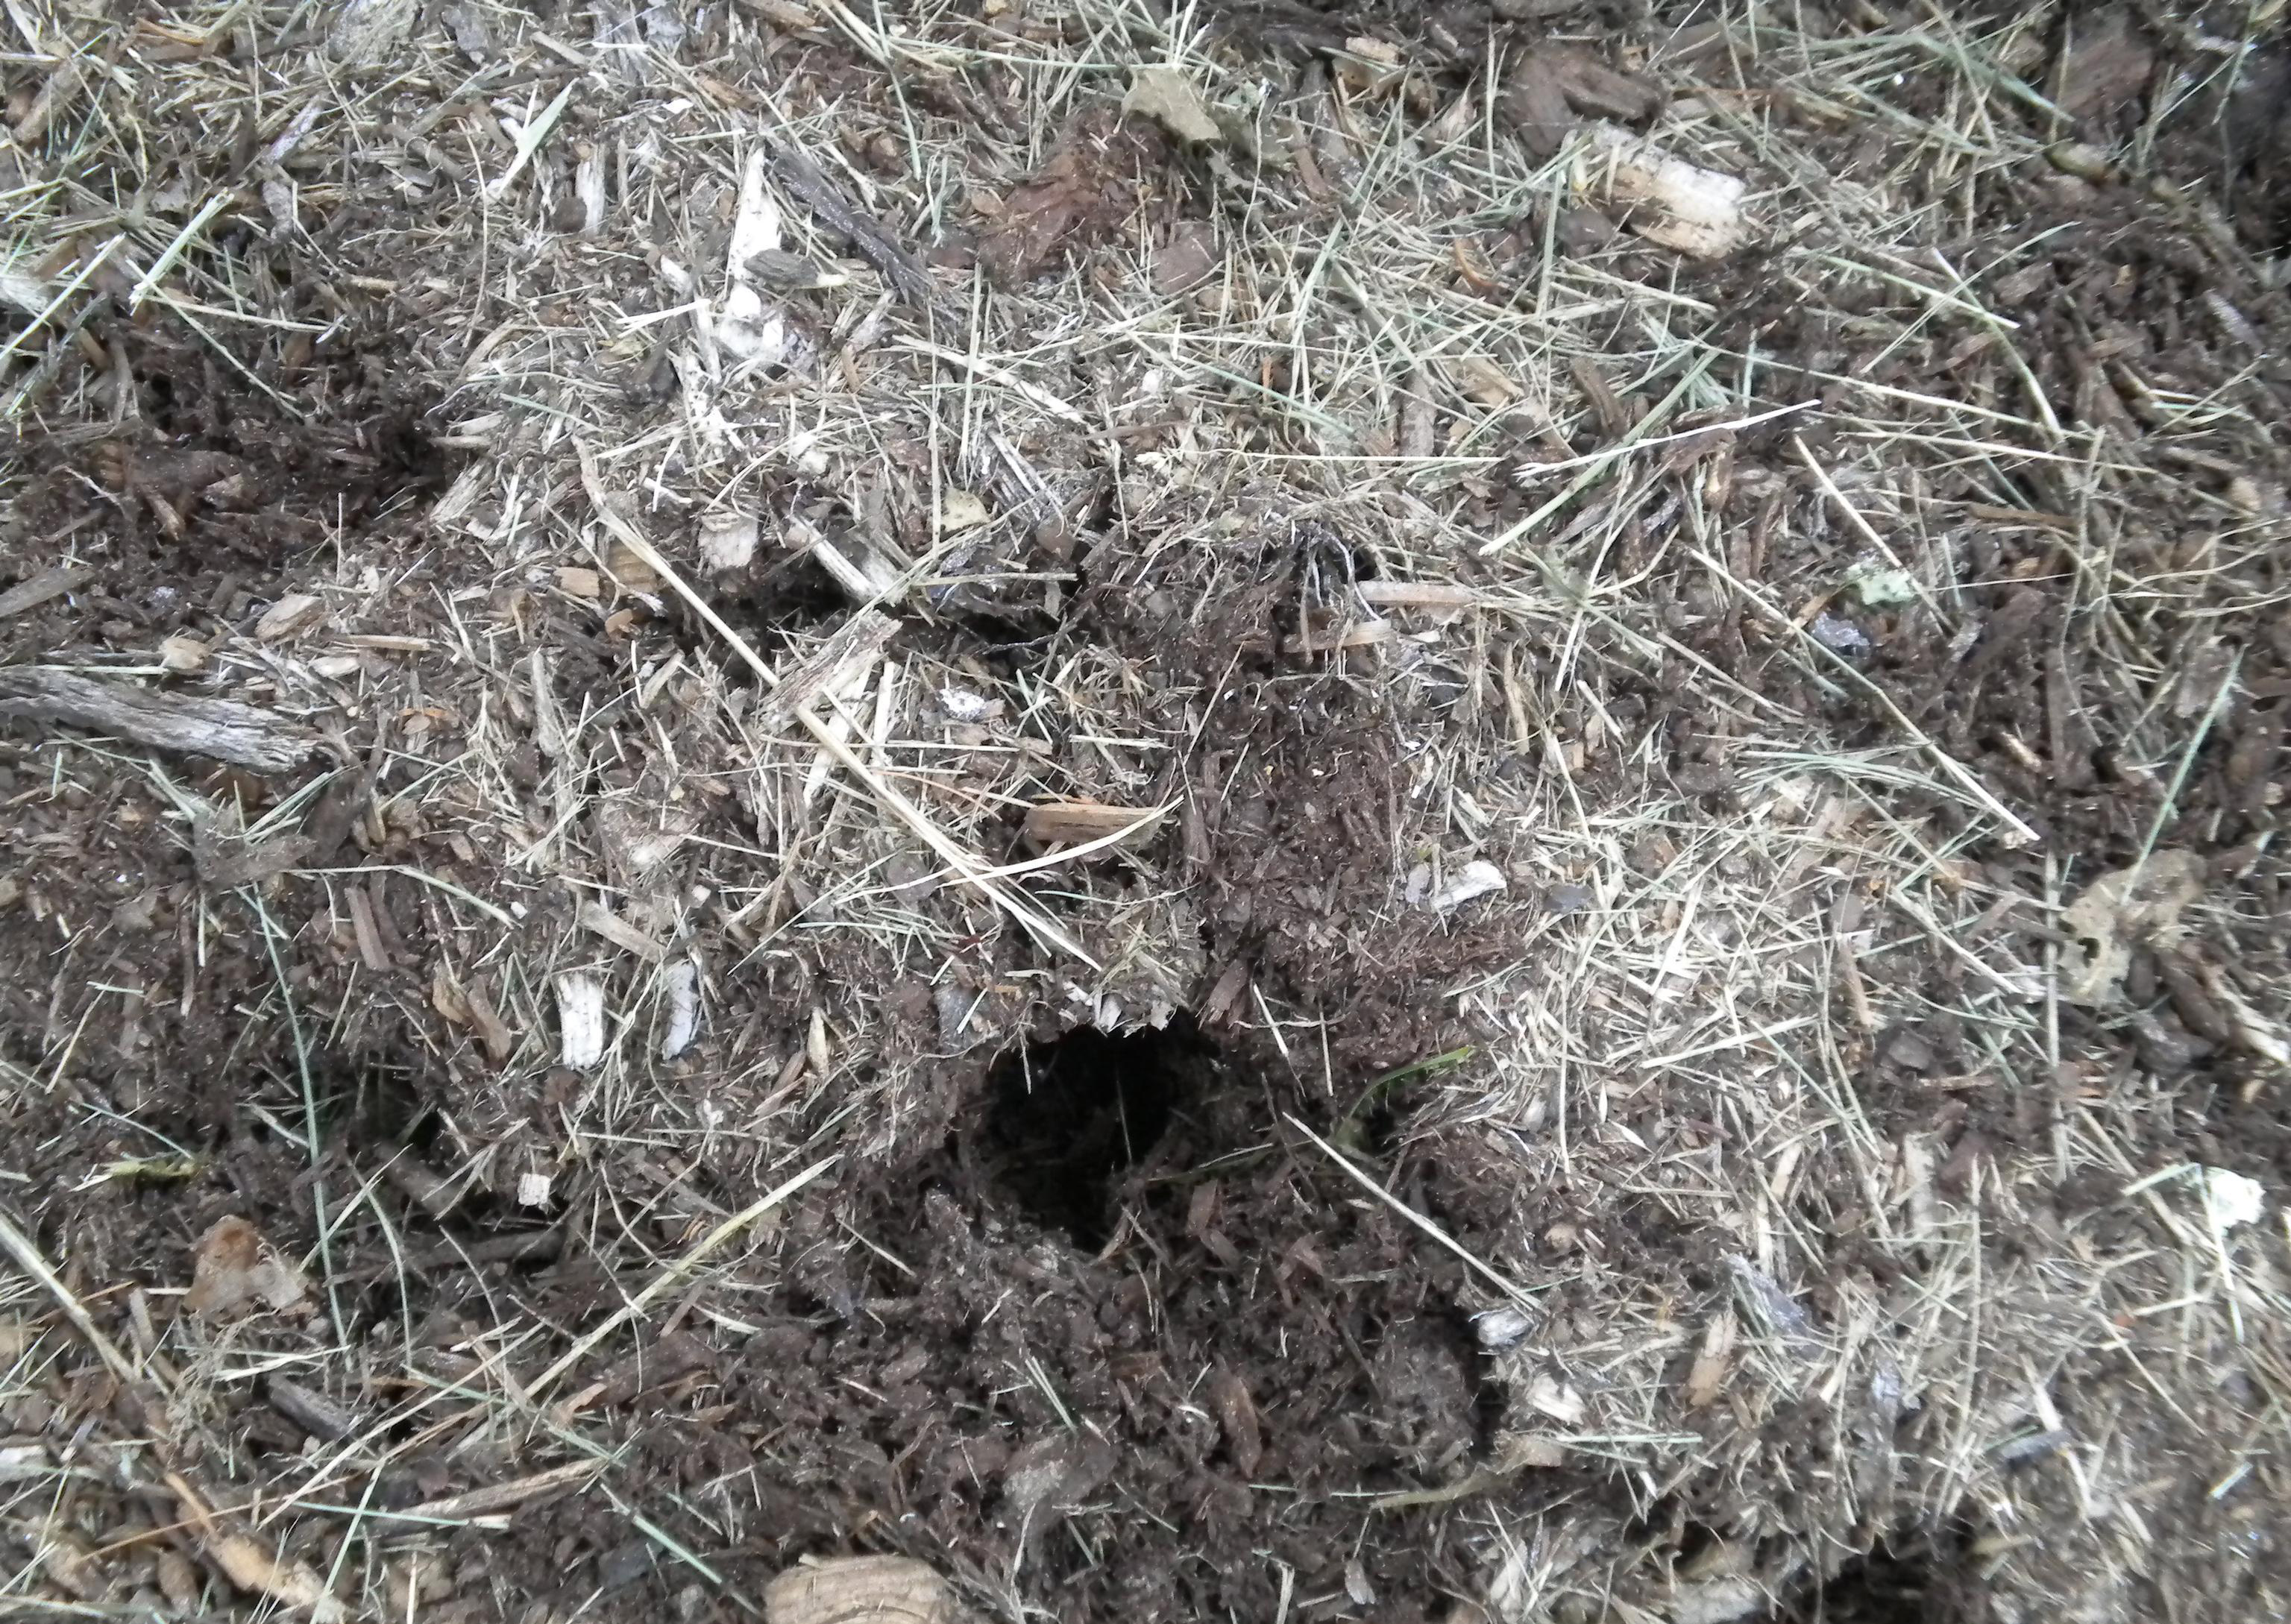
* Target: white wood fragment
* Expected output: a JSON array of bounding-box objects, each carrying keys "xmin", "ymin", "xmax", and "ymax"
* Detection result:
[
  {"xmin": 659, "ymin": 959, "xmax": 701, "ymax": 1060},
  {"xmin": 1474, "ymin": 1306, "xmax": 1535, "ymax": 1350},
  {"xmin": 574, "ymin": 144, "xmax": 607, "ymax": 235},
  {"xmin": 1354, "ymin": 582, "xmax": 1483, "ymax": 610},
  {"xmin": 1523, "ymin": 1373, "xmax": 1586, "ymax": 1426},
  {"xmin": 727, "ymin": 149, "xmax": 782, "ymax": 276},
  {"xmin": 1427, "ymin": 860, "xmax": 1508, "ymax": 913},
  {"xmin": 556, "ymin": 972, "xmax": 607, "ymax": 1069},
  {"xmin": 577, "ymin": 901, "xmax": 666, "ymax": 963},
  {"xmin": 1582, "ymin": 122, "xmax": 1749, "ymax": 258},
  {"xmin": 700, "ymin": 511, "xmax": 759, "ymax": 572},
  {"xmin": 716, "ymin": 282, "xmax": 787, "ymax": 365},
  {"xmin": 2206, "ymin": 1168, "xmax": 2265, "ymax": 1233},
  {"xmin": 255, "ymin": 593, "xmax": 327, "ymax": 641}
]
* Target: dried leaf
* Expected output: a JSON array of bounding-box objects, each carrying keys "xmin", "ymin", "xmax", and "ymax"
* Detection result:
[
  {"xmin": 207, "ymin": 1532, "xmax": 347, "ymax": 1622},
  {"xmin": 2060, "ymin": 850, "xmax": 2205, "ymax": 1007},
  {"xmin": 1123, "ymin": 65, "xmax": 1221, "ymax": 145},
  {"xmin": 183, "ymin": 1216, "xmax": 308, "ymax": 1319}
]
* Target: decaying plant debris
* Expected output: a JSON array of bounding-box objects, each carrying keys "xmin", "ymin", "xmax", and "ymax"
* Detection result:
[{"xmin": 1, "ymin": 0, "xmax": 2288, "ymax": 1620}]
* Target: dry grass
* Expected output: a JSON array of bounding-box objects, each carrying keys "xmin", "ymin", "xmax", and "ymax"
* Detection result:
[{"xmin": 2, "ymin": 0, "xmax": 2288, "ymax": 1618}]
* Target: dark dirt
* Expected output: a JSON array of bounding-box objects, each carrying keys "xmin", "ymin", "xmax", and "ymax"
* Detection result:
[
  {"xmin": 5, "ymin": 7, "xmax": 2291, "ymax": 1624},
  {"xmin": 1, "ymin": 312, "xmax": 453, "ymax": 693}
]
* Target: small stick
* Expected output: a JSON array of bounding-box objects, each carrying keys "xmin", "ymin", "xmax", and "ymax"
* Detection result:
[{"xmin": 403, "ymin": 1459, "xmax": 606, "ymax": 1522}]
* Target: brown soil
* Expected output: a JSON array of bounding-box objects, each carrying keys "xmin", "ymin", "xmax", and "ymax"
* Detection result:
[{"xmin": 4, "ymin": 4, "xmax": 2290, "ymax": 1623}]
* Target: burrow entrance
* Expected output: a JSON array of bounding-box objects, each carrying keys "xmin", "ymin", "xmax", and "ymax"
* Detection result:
[{"xmin": 978, "ymin": 1015, "xmax": 1217, "ymax": 1249}]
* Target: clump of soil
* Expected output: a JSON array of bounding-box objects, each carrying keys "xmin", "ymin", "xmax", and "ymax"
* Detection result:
[
  {"xmin": 3, "ymin": 318, "xmax": 450, "ymax": 664},
  {"xmin": 522, "ymin": 1017, "xmax": 1528, "ymax": 1620}
]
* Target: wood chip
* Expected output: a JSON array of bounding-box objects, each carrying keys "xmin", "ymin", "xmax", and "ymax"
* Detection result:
[
  {"xmin": 1354, "ymin": 582, "xmax": 1483, "ymax": 610},
  {"xmin": 0, "ymin": 564, "xmax": 88, "ymax": 619},
  {"xmin": 556, "ymin": 972, "xmax": 608, "ymax": 1069},
  {"xmin": 266, "ymin": 1375, "xmax": 356, "ymax": 1441},
  {"xmin": 659, "ymin": 958, "xmax": 701, "ymax": 1060},
  {"xmin": 764, "ymin": 139, "xmax": 934, "ymax": 307},
  {"xmin": 1210, "ymin": 1367, "xmax": 1263, "ymax": 1476},
  {"xmin": 764, "ymin": 1555, "xmax": 952, "ymax": 1624},
  {"xmin": 579, "ymin": 900, "xmax": 664, "ymax": 962},
  {"xmin": 255, "ymin": 592, "xmax": 328, "ymax": 641},
  {"xmin": 403, "ymin": 1459, "xmax": 604, "ymax": 1522},
  {"xmin": 1287, "ymin": 617, "xmax": 1396, "ymax": 656},
  {"xmin": 157, "ymin": 635, "xmax": 210, "ymax": 673},
  {"xmin": 205, "ymin": 1532, "xmax": 345, "ymax": 1622},
  {"xmin": 752, "ymin": 609, "xmax": 900, "ymax": 731},
  {"xmin": 1022, "ymin": 799, "xmax": 1163, "ymax": 850},
  {"xmin": 1151, "ymin": 221, "xmax": 1219, "ymax": 295},
  {"xmin": 1582, "ymin": 123, "xmax": 1749, "ymax": 258},
  {"xmin": 2058, "ymin": 12, "xmax": 2155, "ymax": 120}
]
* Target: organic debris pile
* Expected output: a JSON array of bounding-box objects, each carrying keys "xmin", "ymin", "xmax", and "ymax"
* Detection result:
[{"xmin": 2, "ymin": 1, "xmax": 2289, "ymax": 1620}]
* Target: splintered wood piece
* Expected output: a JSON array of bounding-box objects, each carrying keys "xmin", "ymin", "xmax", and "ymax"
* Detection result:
[
  {"xmin": 752, "ymin": 608, "xmax": 901, "ymax": 731},
  {"xmin": 765, "ymin": 140, "xmax": 934, "ymax": 307},
  {"xmin": 0, "ymin": 668, "xmax": 316, "ymax": 772},
  {"xmin": 1582, "ymin": 123, "xmax": 1749, "ymax": 259},
  {"xmin": 1286, "ymin": 617, "xmax": 1396, "ymax": 656},
  {"xmin": 1022, "ymin": 800, "xmax": 1163, "ymax": 850},
  {"xmin": 764, "ymin": 1555, "xmax": 952, "ymax": 1624},
  {"xmin": 1353, "ymin": 582, "xmax": 1483, "ymax": 610},
  {"xmin": 0, "ymin": 564, "xmax": 88, "ymax": 618}
]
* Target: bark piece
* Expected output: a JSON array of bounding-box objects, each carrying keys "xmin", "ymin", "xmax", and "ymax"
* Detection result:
[{"xmin": 0, "ymin": 668, "xmax": 316, "ymax": 772}]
